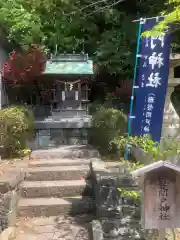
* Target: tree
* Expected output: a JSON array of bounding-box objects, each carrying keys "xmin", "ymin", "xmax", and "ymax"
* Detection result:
[
  {"xmin": 142, "ymin": 0, "xmax": 180, "ymax": 36},
  {"xmin": 0, "ymin": 0, "xmax": 166, "ymax": 77},
  {"xmin": 3, "ymin": 46, "xmax": 46, "ymax": 87}
]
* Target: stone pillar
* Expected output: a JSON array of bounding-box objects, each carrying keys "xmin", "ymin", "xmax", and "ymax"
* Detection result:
[
  {"xmin": 161, "ymin": 86, "xmax": 180, "ymax": 138},
  {"xmin": 161, "ymin": 58, "xmax": 180, "ymax": 139}
]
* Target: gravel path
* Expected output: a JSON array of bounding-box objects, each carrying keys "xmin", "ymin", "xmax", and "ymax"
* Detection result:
[{"xmin": 14, "ymin": 214, "xmax": 94, "ymax": 240}]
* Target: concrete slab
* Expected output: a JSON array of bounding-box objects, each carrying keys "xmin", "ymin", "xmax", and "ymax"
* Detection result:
[
  {"xmin": 21, "ymin": 180, "xmax": 87, "ymax": 198},
  {"xmin": 14, "ymin": 214, "xmax": 93, "ymax": 240},
  {"xmin": 18, "ymin": 196, "xmax": 93, "ymax": 217},
  {"xmin": 28, "ymin": 158, "xmax": 99, "ymax": 167},
  {"xmin": 30, "ymin": 145, "xmax": 100, "ymax": 159},
  {"xmin": 26, "ymin": 165, "xmax": 89, "ymax": 181}
]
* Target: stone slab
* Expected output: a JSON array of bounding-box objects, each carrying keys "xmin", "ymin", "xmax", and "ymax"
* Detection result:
[
  {"xmin": 0, "ymin": 168, "xmax": 26, "ymax": 194},
  {"xmin": 0, "ymin": 227, "xmax": 16, "ymax": 240},
  {"xmin": 14, "ymin": 214, "xmax": 93, "ymax": 240},
  {"xmin": 21, "ymin": 180, "xmax": 88, "ymax": 198},
  {"xmin": 90, "ymin": 161, "xmax": 138, "ymax": 209},
  {"xmin": 18, "ymin": 196, "xmax": 94, "ymax": 217},
  {"xmin": 92, "ymin": 220, "xmax": 103, "ymax": 240},
  {"xmin": 92, "ymin": 219, "xmax": 145, "ymax": 240},
  {"xmin": 31, "ymin": 145, "xmax": 100, "ymax": 159},
  {"xmin": 26, "ymin": 165, "xmax": 89, "ymax": 181},
  {"xmin": 35, "ymin": 119, "xmax": 91, "ymax": 129},
  {"xmin": 28, "ymin": 158, "xmax": 99, "ymax": 167}
]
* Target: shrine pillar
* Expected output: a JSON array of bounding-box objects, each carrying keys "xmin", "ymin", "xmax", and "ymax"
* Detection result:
[{"xmin": 161, "ymin": 54, "xmax": 180, "ymax": 139}]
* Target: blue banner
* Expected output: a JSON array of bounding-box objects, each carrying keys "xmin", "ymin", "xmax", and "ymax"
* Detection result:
[{"xmin": 132, "ymin": 18, "xmax": 171, "ymax": 142}]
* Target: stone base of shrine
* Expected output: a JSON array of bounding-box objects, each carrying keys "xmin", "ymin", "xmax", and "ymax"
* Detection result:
[
  {"xmin": 27, "ymin": 116, "xmax": 92, "ymax": 150},
  {"xmin": 35, "ymin": 116, "xmax": 91, "ymax": 129}
]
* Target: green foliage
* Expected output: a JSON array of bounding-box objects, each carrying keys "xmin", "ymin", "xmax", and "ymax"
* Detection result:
[
  {"xmin": 117, "ymin": 187, "xmax": 140, "ymax": 200},
  {"xmin": 160, "ymin": 137, "xmax": 180, "ymax": 159},
  {"xmin": 0, "ymin": 0, "xmax": 44, "ymax": 48},
  {"xmin": 116, "ymin": 135, "xmax": 180, "ymax": 202},
  {"xmin": 0, "ymin": 0, "xmax": 167, "ymax": 76},
  {"xmin": 142, "ymin": 0, "xmax": 180, "ymax": 37},
  {"xmin": 90, "ymin": 107, "xmax": 127, "ymax": 154},
  {"xmin": 88, "ymin": 101, "xmax": 104, "ymax": 115},
  {"xmin": 110, "ymin": 135, "xmax": 180, "ymax": 161},
  {"xmin": 116, "ymin": 160, "xmax": 144, "ymax": 201},
  {"xmin": 0, "ymin": 105, "xmax": 35, "ymax": 157},
  {"xmin": 2, "ymin": 0, "xmax": 180, "ymax": 75}
]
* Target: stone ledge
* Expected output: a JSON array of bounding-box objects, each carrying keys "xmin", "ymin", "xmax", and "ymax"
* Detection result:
[
  {"xmin": 35, "ymin": 120, "xmax": 92, "ymax": 129},
  {"xmin": 0, "ymin": 169, "xmax": 26, "ymax": 194},
  {"xmin": 92, "ymin": 220, "xmax": 103, "ymax": 240},
  {"xmin": 90, "ymin": 160, "xmax": 139, "ymax": 219},
  {"xmin": 92, "ymin": 219, "xmax": 145, "ymax": 240},
  {"xmin": 0, "ymin": 160, "xmax": 28, "ymax": 234},
  {"xmin": 90, "ymin": 161, "xmax": 138, "ymax": 189},
  {"xmin": 90, "ymin": 159, "xmax": 143, "ymax": 239},
  {"xmin": 0, "ymin": 227, "xmax": 16, "ymax": 240}
]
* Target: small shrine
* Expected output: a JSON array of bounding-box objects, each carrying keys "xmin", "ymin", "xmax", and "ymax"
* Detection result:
[
  {"xmin": 43, "ymin": 53, "xmax": 93, "ymax": 118},
  {"xmin": 30, "ymin": 53, "xmax": 94, "ymax": 149},
  {"xmin": 131, "ymin": 161, "xmax": 180, "ymax": 229}
]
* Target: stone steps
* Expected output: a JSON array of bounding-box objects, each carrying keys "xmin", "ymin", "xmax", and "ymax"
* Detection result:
[
  {"xmin": 21, "ymin": 180, "xmax": 88, "ymax": 198},
  {"xmin": 31, "ymin": 145, "xmax": 100, "ymax": 159},
  {"xmin": 18, "ymin": 196, "xmax": 93, "ymax": 217},
  {"xmin": 18, "ymin": 145, "xmax": 98, "ymax": 220},
  {"xmin": 26, "ymin": 165, "xmax": 89, "ymax": 181},
  {"xmin": 28, "ymin": 158, "xmax": 99, "ymax": 167}
]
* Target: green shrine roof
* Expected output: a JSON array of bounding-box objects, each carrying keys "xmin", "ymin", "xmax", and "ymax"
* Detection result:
[{"xmin": 43, "ymin": 54, "xmax": 94, "ymax": 75}]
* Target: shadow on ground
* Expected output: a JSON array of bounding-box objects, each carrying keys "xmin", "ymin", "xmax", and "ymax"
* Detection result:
[{"xmin": 64, "ymin": 168, "xmax": 96, "ymax": 240}]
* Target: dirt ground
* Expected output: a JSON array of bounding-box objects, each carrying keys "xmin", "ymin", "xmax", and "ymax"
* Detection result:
[{"xmin": 14, "ymin": 214, "xmax": 93, "ymax": 240}]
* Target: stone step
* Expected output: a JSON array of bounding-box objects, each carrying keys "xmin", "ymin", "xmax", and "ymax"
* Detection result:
[
  {"xmin": 21, "ymin": 180, "xmax": 88, "ymax": 198},
  {"xmin": 29, "ymin": 158, "xmax": 99, "ymax": 167},
  {"xmin": 18, "ymin": 196, "xmax": 93, "ymax": 217},
  {"xmin": 31, "ymin": 145, "xmax": 100, "ymax": 159},
  {"xmin": 26, "ymin": 166, "xmax": 89, "ymax": 181}
]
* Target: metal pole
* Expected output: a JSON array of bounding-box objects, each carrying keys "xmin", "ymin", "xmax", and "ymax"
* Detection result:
[
  {"xmin": 133, "ymin": 15, "xmax": 167, "ymax": 22},
  {"xmin": 124, "ymin": 21, "xmax": 142, "ymax": 160}
]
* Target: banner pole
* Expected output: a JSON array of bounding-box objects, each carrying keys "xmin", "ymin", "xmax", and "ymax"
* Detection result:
[
  {"xmin": 124, "ymin": 21, "xmax": 143, "ymax": 160},
  {"xmin": 133, "ymin": 14, "xmax": 167, "ymax": 22}
]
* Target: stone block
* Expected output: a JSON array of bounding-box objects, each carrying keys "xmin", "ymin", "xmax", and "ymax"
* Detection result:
[
  {"xmin": 101, "ymin": 218, "xmax": 143, "ymax": 239},
  {"xmin": 130, "ymin": 147, "xmax": 152, "ymax": 165},
  {"xmin": 0, "ymin": 189, "xmax": 20, "ymax": 232},
  {"xmin": 0, "ymin": 227, "xmax": 16, "ymax": 240},
  {"xmin": 90, "ymin": 161, "xmax": 139, "ymax": 219},
  {"xmin": 92, "ymin": 218, "xmax": 146, "ymax": 240},
  {"xmin": 0, "ymin": 163, "xmax": 27, "ymax": 234},
  {"xmin": 90, "ymin": 160, "xmax": 144, "ymax": 240},
  {"xmin": 92, "ymin": 220, "xmax": 103, "ymax": 240},
  {"xmin": 122, "ymin": 205, "xmax": 141, "ymax": 220},
  {"xmin": 0, "ymin": 168, "xmax": 26, "ymax": 194},
  {"xmin": 95, "ymin": 183, "xmax": 123, "ymax": 218}
]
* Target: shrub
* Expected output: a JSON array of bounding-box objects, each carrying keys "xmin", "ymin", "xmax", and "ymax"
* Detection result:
[
  {"xmin": 88, "ymin": 101, "xmax": 104, "ymax": 115},
  {"xmin": 110, "ymin": 135, "xmax": 180, "ymax": 161},
  {"xmin": 110, "ymin": 135, "xmax": 161, "ymax": 159},
  {"xmin": 90, "ymin": 107, "xmax": 127, "ymax": 154},
  {"xmin": 0, "ymin": 105, "xmax": 35, "ymax": 157}
]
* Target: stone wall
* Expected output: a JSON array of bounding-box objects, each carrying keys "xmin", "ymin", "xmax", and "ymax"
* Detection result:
[
  {"xmin": 90, "ymin": 161, "xmax": 157, "ymax": 240},
  {"xmin": 28, "ymin": 128, "xmax": 90, "ymax": 149},
  {"xmin": 0, "ymin": 162, "xmax": 27, "ymax": 236}
]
